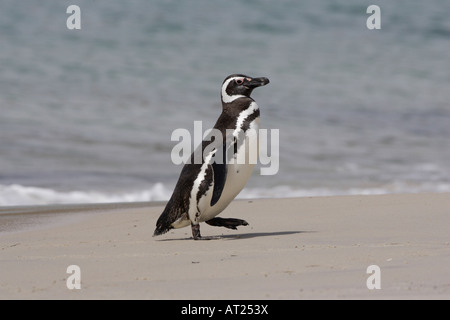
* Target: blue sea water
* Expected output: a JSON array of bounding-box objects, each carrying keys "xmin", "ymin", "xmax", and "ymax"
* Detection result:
[{"xmin": 1, "ymin": 0, "xmax": 449, "ymax": 205}]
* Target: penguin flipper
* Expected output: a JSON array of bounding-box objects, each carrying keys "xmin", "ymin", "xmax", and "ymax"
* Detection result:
[
  {"xmin": 210, "ymin": 161, "xmax": 227, "ymax": 206},
  {"xmin": 210, "ymin": 143, "xmax": 227, "ymax": 207}
]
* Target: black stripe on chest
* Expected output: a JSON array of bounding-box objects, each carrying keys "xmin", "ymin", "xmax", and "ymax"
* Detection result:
[{"xmin": 240, "ymin": 108, "xmax": 260, "ymax": 132}]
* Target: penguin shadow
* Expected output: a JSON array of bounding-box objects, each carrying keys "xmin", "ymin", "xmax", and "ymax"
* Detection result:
[
  {"xmin": 216, "ymin": 230, "xmax": 313, "ymax": 240},
  {"xmin": 155, "ymin": 230, "xmax": 313, "ymax": 241}
]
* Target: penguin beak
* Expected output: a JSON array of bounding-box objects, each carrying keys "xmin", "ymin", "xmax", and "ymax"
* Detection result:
[{"xmin": 245, "ymin": 77, "xmax": 270, "ymax": 89}]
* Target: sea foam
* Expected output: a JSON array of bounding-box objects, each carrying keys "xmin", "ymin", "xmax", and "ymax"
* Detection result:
[
  {"xmin": 1, "ymin": 182, "xmax": 449, "ymax": 206},
  {"xmin": 0, "ymin": 183, "xmax": 170, "ymax": 206}
]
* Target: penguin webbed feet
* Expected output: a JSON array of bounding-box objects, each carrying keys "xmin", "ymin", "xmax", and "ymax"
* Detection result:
[
  {"xmin": 190, "ymin": 223, "xmax": 216, "ymax": 240},
  {"xmin": 191, "ymin": 223, "xmax": 203, "ymax": 240},
  {"xmin": 205, "ymin": 217, "xmax": 249, "ymax": 230}
]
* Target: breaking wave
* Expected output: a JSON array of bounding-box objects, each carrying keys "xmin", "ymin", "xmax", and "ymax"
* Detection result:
[{"xmin": 1, "ymin": 182, "xmax": 449, "ymax": 207}]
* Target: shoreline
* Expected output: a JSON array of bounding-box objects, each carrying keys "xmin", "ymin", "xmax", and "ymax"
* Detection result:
[
  {"xmin": 0, "ymin": 201, "xmax": 164, "ymax": 234},
  {"xmin": 1, "ymin": 193, "xmax": 449, "ymax": 299}
]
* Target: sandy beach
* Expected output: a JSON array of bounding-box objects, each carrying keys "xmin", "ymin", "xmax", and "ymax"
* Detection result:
[{"xmin": 0, "ymin": 193, "xmax": 449, "ymax": 300}]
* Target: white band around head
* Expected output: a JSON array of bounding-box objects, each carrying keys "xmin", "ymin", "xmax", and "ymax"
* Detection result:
[{"xmin": 221, "ymin": 77, "xmax": 246, "ymax": 103}]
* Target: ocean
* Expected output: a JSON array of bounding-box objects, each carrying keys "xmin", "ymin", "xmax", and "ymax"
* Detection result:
[{"xmin": 1, "ymin": 0, "xmax": 449, "ymax": 205}]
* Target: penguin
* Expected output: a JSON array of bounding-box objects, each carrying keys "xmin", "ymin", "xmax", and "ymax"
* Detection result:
[{"xmin": 153, "ymin": 74, "xmax": 270, "ymax": 240}]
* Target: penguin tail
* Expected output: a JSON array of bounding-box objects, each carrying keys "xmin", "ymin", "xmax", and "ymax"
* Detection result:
[
  {"xmin": 153, "ymin": 205, "xmax": 177, "ymax": 237},
  {"xmin": 153, "ymin": 216, "xmax": 172, "ymax": 237},
  {"xmin": 153, "ymin": 225, "xmax": 169, "ymax": 237},
  {"xmin": 153, "ymin": 194, "xmax": 188, "ymax": 237}
]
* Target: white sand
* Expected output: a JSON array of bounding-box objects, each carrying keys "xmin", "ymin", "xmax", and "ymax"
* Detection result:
[{"xmin": 0, "ymin": 193, "xmax": 449, "ymax": 299}]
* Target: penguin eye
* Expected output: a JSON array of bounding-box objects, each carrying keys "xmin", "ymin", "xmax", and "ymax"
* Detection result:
[{"xmin": 235, "ymin": 78, "xmax": 244, "ymax": 85}]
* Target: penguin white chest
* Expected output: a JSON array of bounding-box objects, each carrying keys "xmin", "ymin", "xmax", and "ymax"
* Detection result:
[{"xmin": 205, "ymin": 116, "xmax": 260, "ymax": 218}]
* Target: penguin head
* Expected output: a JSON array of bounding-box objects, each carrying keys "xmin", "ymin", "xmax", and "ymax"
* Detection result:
[{"xmin": 221, "ymin": 74, "xmax": 269, "ymax": 103}]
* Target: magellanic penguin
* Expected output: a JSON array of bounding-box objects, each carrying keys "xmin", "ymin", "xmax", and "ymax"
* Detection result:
[{"xmin": 153, "ymin": 74, "xmax": 270, "ymax": 240}]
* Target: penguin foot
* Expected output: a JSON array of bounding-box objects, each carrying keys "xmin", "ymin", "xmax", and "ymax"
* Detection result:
[
  {"xmin": 191, "ymin": 223, "xmax": 203, "ymax": 240},
  {"xmin": 205, "ymin": 217, "xmax": 249, "ymax": 230}
]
